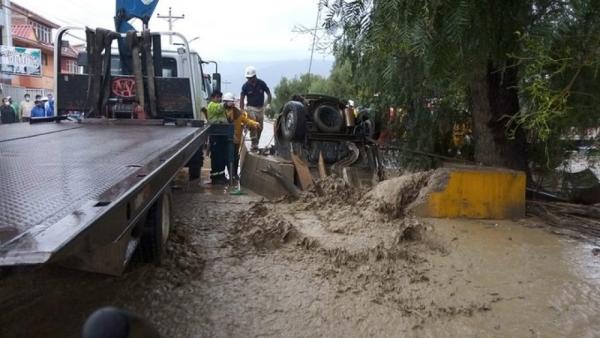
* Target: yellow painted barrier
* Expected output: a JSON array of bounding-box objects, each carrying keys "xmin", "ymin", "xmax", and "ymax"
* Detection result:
[{"xmin": 412, "ymin": 167, "xmax": 526, "ymax": 219}]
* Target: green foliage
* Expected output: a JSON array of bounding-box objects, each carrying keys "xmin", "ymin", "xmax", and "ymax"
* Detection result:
[
  {"xmin": 272, "ymin": 74, "xmax": 329, "ymax": 116},
  {"xmin": 271, "ymin": 60, "xmax": 357, "ymax": 116},
  {"xmin": 508, "ymin": 1, "xmax": 600, "ymax": 167},
  {"xmin": 320, "ymin": 0, "xmax": 600, "ymax": 171},
  {"xmin": 324, "ymin": 60, "xmax": 356, "ymax": 99}
]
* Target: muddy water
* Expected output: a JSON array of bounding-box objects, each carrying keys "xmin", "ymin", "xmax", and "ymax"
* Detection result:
[
  {"xmin": 235, "ymin": 178, "xmax": 600, "ymax": 338},
  {"xmin": 229, "ymin": 170, "xmax": 600, "ymax": 337},
  {"xmin": 1, "ymin": 175, "xmax": 600, "ymax": 337},
  {"xmin": 421, "ymin": 218, "xmax": 600, "ymax": 337}
]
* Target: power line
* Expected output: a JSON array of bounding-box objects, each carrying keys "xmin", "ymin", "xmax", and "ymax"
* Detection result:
[{"xmin": 156, "ymin": 7, "xmax": 184, "ymax": 45}]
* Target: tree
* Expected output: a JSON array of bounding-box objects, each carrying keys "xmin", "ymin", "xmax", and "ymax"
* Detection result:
[
  {"xmin": 324, "ymin": 59, "xmax": 356, "ymax": 99},
  {"xmin": 511, "ymin": 1, "xmax": 600, "ymax": 167},
  {"xmin": 321, "ymin": 0, "xmax": 600, "ymax": 172},
  {"xmin": 272, "ymin": 73, "xmax": 330, "ymax": 115}
]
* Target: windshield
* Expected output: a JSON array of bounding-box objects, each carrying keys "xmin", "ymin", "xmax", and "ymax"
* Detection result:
[{"xmin": 110, "ymin": 55, "xmax": 177, "ymax": 77}]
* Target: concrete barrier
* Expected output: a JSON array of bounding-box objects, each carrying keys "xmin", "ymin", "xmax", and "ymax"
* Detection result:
[
  {"xmin": 411, "ymin": 166, "xmax": 526, "ymax": 219},
  {"xmin": 240, "ymin": 151, "xmax": 295, "ymax": 200}
]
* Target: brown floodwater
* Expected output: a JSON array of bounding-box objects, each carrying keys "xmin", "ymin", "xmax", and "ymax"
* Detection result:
[{"xmin": 418, "ymin": 218, "xmax": 600, "ymax": 337}]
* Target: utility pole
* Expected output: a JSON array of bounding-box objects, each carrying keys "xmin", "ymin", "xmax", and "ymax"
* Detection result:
[
  {"xmin": 307, "ymin": 1, "xmax": 322, "ymax": 83},
  {"xmin": 156, "ymin": 7, "xmax": 185, "ymax": 45},
  {"xmin": 222, "ymin": 80, "xmax": 232, "ymax": 92}
]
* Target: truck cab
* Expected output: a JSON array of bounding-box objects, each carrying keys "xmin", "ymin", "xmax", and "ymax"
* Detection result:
[
  {"xmin": 108, "ymin": 48, "xmax": 215, "ymax": 120},
  {"xmin": 56, "ymin": 27, "xmax": 219, "ymax": 122}
]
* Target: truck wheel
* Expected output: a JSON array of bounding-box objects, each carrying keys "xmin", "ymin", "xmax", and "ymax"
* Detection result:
[
  {"xmin": 274, "ymin": 114, "xmax": 285, "ymax": 146},
  {"xmin": 313, "ymin": 104, "xmax": 344, "ymax": 133},
  {"xmin": 355, "ymin": 112, "xmax": 376, "ymax": 140},
  {"xmin": 187, "ymin": 149, "xmax": 204, "ymax": 181},
  {"xmin": 139, "ymin": 189, "xmax": 172, "ymax": 265},
  {"xmin": 363, "ymin": 119, "xmax": 375, "ymax": 139},
  {"xmin": 280, "ymin": 101, "xmax": 306, "ymax": 141}
]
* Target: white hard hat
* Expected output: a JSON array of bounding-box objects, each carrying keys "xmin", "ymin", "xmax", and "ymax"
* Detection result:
[
  {"xmin": 223, "ymin": 92, "xmax": 235, "ymax": 102},
  {"xmin": 245, "ymin": 66, "xmax": 257, "ymax": 78},
  {"xmin": 348, "ymin": 100, "xmax": 355, "ymax": 107},
  {"xmin": 41, "ymin": 96, "xmax": 49, "ymax": 101}
]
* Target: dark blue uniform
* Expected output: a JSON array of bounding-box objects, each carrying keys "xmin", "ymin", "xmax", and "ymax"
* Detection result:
[{"xmin": 241, "ymin": 79, "xmax": 270, "ymax": 107}]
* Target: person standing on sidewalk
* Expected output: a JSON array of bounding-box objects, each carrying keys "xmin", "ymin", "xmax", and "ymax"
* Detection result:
[
  {"xmin": 239, "ymin": 66, "xmax": 271, "ymax": 151},
  {"xmin": 30, "ymin": 97, "xmax": 46, "ymax": 118},
  {"xmin": 1, "ymin": 97, "xmax": 17, "ymax": 123},
  {"xmin": 19, "ymin": 93, "xmax": 34, "ymax": 122},
  {"xmin": 45, "ymin": 93, "xmax": 55, "ymax": 117},
  {"xmin": 7, "ymin": 97, "xmax": 20, "ymax": 121}
]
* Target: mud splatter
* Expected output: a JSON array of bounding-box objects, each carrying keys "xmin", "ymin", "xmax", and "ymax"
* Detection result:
[
  {"xmin": 365, "ymin": 171, "xmax": 434, "ymax": 218},
  {"xmin": 233, "ymin": 202, "xmax": 298, "ymax": 250}
]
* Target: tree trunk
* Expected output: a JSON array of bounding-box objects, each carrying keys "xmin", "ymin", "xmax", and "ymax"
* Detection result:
[{"xmin": 469, "ymin": 60, "xmax": 528, "ymax": 172}]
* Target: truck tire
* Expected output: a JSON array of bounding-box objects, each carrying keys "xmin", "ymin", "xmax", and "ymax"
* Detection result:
[
  {"xmin": 363, "ymin": 119, "xmax": 375, "ymax": 139},
  {"xmin": 280, "ymin": 101, "xmax": 306, "ymax": 141},
  {"xmin": 355, "ymin": 112, "xmax": 376, "ymax": 139},
  {"xmin": 313, "ymin": 104, "xmax": 344, "ymax": 133},
  {"xmin": 187, "ymin": 148, "xmax": 203, "ymax": 181},
  {"xmin": 139, "ymin": 188, "xmax": 172, "ymax": 266},
  {"xmin": 274, "ymin": 114, "xmax": 285, "ymax": 146}
]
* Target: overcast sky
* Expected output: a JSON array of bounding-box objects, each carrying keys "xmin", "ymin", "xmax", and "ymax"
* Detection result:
[{"xmin": 13, "ymin": 0, "xmax": 332, "ymax": 63}]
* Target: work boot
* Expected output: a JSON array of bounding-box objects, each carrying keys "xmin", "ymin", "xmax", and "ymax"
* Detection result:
[{"xmin": 211, "ymin": 175, "xmax": 229, "ymax": 185}]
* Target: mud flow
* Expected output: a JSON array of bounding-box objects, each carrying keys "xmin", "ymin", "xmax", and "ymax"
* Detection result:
[
  {"xmin": 230, "ymin": 174, "xmax": 600, "ymax": 336},
  {"xmin": 1, "ymin": 173, "xmax": 599, "ymax": 337}
]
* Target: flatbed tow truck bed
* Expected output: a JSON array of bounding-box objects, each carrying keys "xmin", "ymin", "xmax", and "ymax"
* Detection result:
[{"xmin": 0, "ymin": 120, "xmax": 208, "ymax": 274}]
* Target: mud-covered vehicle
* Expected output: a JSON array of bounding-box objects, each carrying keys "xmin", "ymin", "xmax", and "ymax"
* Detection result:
[{"xmin": 274, "ymin": 94, "xmax": 383, "ymax": 178}]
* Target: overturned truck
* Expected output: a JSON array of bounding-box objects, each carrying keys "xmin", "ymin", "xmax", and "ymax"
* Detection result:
[
  {"xmin": 242, "ymin": 94, "xmax": 384, "ymax": 198},
  {"xmin": 275, "ymin": 95, "xmax": 384, "ymax": 176}
]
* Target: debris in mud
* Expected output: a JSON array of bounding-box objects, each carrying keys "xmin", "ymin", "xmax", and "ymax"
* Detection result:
[
  {"xmin": 365, "ymin": 171, "xmax": 433, "ymax": 218},
  {"xmin": 302, "ymin": 175, "xmax": 366, "ymax": 206},
  {"xmin": 398, "ymin": 223, "xmax": 425, "ymax": 242},
  {"xmin": 148, "ymin": 220, "xmax": 205, "ymax": 288},
  {"xmin": 233, "ymin": 202, "xmax": 298, "ymax": 250},
  {"xmin": 297, "ymin": 236, "xmax": 319, "ymax": 250},
  {"xmin": 228, "ymin": 171, "xmax": 506, "ymax": 323},
  {"xmin": 296, "ymin": 170, "xmax": 451, "ymax": 223}
]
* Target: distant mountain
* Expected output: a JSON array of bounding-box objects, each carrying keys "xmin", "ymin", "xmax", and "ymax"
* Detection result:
[{"xmin": 215, "ymin": 59, "xmax": 333, "ymax": 97}]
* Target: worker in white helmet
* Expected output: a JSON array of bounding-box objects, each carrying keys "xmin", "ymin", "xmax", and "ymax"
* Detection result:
[
  {"xmin": 240, "ymin": 66, "xmax": 271, "ymax": 151},
  {"xmin": 222, "ymin": 92, "xmax": 260, "ymax": 180}
]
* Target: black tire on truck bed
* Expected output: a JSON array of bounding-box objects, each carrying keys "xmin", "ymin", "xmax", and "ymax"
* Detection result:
[{"xmin": 138, "ymin": 188, "xmax": 173, "ymax": 265}]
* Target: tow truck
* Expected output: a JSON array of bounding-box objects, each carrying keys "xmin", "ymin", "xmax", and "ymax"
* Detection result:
[{"xmin": 0, "ymin": 0, "xmax": 220, "ymax": 275}]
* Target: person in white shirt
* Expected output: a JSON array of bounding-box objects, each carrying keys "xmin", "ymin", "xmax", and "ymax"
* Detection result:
[{"xmin": 19, "ymin": 93, "xmax": 35, "ymax": 122}]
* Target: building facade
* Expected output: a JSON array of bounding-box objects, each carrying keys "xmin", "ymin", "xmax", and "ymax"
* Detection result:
[
  {"xmin": 9, "ymin": 1, "xmax": 59, "ymax": 91},
  {"xmin": 0, "ymin": 1, "xmax": 79, "ymax": 99}
]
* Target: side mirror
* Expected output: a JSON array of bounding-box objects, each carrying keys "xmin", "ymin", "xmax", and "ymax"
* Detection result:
[
  {"xmin": 77, "ymin": 52, "xmax": 88, "ymax": 67},
  {"xmin": 212, "ymin": 73, "xmax": 221, "ymax": 92}
]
